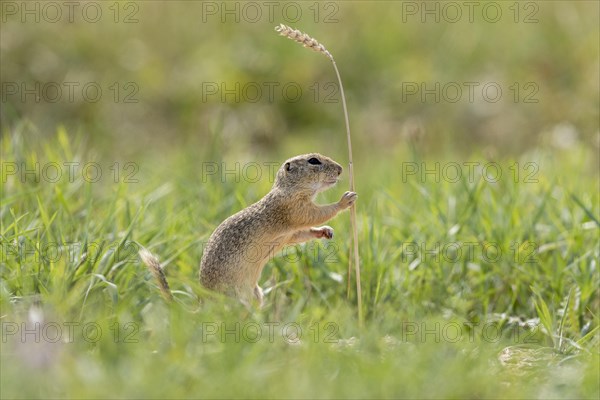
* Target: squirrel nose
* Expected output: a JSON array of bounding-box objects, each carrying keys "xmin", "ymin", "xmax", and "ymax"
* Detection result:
[{"xmin": 336, "ymin": 165, "xmax": 342, "ymax": 175}]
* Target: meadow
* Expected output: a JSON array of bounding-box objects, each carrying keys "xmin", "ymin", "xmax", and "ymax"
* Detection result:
[{"xmin": 1, "ymin": 1, "xmax": 599, "ymax": 398}]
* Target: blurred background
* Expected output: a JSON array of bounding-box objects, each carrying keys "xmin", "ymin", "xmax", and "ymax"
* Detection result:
[
  {"xmin": 1, "ymin": 4, "xmax": 599, "ymax": 398},
  {"xmin": 1, "ymin": 0, "xmax": 598, "ymax": 162}
]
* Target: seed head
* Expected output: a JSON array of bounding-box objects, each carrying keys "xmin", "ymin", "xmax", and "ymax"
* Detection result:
[{"xmin": 275, "ymin": 24, "xmax": 334, "ymax": 61}]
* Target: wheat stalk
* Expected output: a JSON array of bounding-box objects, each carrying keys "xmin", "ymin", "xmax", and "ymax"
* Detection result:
[{"xmin": 275, "ymin": 24, "xmax": 363, "ymax": 325}]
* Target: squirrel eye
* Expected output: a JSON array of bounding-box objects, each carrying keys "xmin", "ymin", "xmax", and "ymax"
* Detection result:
[{"xmin": 307, "ymin": 157, "xmax": 322, "ymax": 165}]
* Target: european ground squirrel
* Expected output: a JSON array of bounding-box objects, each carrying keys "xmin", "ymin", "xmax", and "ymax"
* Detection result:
[{"xmin": 140, "ymin": 153, "xmax": 357, "ymax": 306}]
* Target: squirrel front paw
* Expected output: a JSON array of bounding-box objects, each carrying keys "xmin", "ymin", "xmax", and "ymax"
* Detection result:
[
  {"xmin": 311, "ymin": 226, "xmax": 334, "ymax": 239},
  {"xmin": 338, "ymin": 191, "xmax": 358, "ymax": 209}
]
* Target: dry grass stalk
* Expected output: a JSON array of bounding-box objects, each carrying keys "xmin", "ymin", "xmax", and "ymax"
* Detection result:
[
  {"xmin": 275, "ymin": 24, "xmax": 333, "ymax": 61},
  {"xmin": 275, "ymin": 24, "xmax": 363, "ymax": 325}
]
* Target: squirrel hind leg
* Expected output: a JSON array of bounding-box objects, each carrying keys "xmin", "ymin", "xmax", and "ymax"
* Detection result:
[{"xmin": 234, "ymin": 286, "xmax": 263, "ymax": 309}]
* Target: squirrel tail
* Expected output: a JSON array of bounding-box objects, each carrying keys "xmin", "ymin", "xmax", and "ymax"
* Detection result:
[{"xmin": 139, "ymin": 248, "xmax": 174, "ymax": 302}]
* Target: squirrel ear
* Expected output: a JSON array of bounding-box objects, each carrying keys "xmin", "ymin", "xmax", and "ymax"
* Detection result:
[{"xmin": 285, "ymin": 162, "xmax": 291, "ymax": 172}]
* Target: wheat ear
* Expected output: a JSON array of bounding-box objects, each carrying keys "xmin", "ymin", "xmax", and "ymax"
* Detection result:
[{"xmin": 275, "ymin": 24, "xmax": 363, "ymax": 325}]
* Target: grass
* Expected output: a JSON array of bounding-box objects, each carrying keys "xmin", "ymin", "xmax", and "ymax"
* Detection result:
[
  {"xmin": 1, "ymin": 3, "xmax": 598, "ymax": 397},
  {"xmin": 1, "ymin": 125, "xmax": 598, "ymax": 399}
]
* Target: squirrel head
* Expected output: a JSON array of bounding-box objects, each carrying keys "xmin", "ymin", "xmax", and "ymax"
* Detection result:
[{"xmin": 274, "ymin": 153, "xmax": 343, "ymax": 197}]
